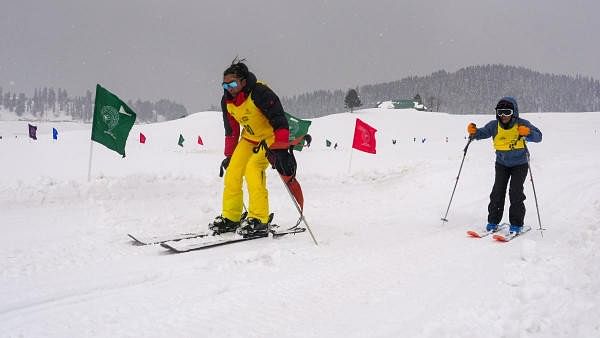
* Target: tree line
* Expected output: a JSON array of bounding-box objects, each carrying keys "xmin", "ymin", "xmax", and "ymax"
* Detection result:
[
  {"xmin": 0, "ymin": 86, "xmax": 187, "ymax": 123},
  {"xmin": 281, "ymin": 64, "xmax": 600, "ymax": 118}
]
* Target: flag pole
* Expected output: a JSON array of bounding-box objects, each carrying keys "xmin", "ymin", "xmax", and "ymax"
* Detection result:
[
  {"xmin": 87, "ymin": 139, "xmax": 94, "ymax": 182},
  {"xmin": 347, "ymin": 148, "xmax": 354, "ymax": 174}
]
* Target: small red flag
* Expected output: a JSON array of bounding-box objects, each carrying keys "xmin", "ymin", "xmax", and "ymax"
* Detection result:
[
  {"xmin": 197, "ymin": 136, "xmax": 203, "ymax": 145},
  {"xmin": 140, "ymin": 132, "xmax": 146, "ymax": 144},
  {"xmin": 352, "ymin": 118, "xmax": 377, "ymax": 154}
]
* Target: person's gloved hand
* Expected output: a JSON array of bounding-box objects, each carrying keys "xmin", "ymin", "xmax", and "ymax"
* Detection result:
[
  {"xmin": 517, "ymin": 125, "xmax": 530, "ymax": 137},
  {"xmin": 303, "ymin": 134, "xmax": 312, "ymax": 147},
  {"xmin": 219, "ymin": 156, "xmax": 231, "ymax": 177},
  {"xmin": 267, "ymin": 149, "xmax": 296, "ymax": 177},
  {"xmin": 467, "ymin": 123, "xmax": 477, "ymax": 137},
  {"xmin": 266, "ymin": 128, "xmax": 296, "ymax": 176}
]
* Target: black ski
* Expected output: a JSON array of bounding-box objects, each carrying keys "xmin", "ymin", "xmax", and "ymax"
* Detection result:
[
  {"xmin": 270, "ymin": 225, "xmax": 307, "ymax": 238},
  {"xmin": 128, "ymin": 232, "xmax": 210, "ymax": 245},
  {"xmin": 128, "ymin": 212, "xmax": 250, "ymax": 245},
  {"xmin": 160, "ymin": 233, "xmax": 269, "ymax": 253},
  {"xmin": 159, "ymin": 226, "xmax": 306, "ymax": 253}
]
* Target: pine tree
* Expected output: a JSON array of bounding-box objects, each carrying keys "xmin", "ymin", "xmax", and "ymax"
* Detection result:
[
  {"xmin": 84, "ymin": 90, "xmax": 92, "ymax": 121},
  {"xmin": 11, "ymin": 93, "xmax": 16, "ymax": 112},
  {"xmin": 344, "ymin": 88, "xmax": 362, "ymax": 113},
  {"xmin": 3, "ymin": 92, "xmax": 10, "ymax": 110},
  {"xmin": 58, "ymin": 88, "xmax": 68, "ymax": 112},
  {"xmin": 48, "ymin": 88, "xmax": 56, "ymax": 113},
  {"xmin": 34, "ymin": 88, "xmax": 40, "ymax": 115},
  {"xmin": 15, "ymin": 93, "xmax": 26, "ymax": 116},
  {"xmin": 413, "ymin": 94, "xmax": 423, "ymax": 104}
]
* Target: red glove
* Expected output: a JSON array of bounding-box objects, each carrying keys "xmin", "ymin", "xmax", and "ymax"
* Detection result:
[
  {"xmin": 467, "ymin": 123, "xmax": 477, "ymax": 136},
  {"xmin": 517, "ymin": 125, "xmax": 530, "ymax": 136},
  {"xmin": 269, "ymin": 128, "xmax": 290, "ymax": 150},
  {"xmin": 224, "ymin": 135, "xmax": 238, "ymax": 156},
  {"xmin": 224, "ymin": 113, "xmax": 240, "ymax": 156}
]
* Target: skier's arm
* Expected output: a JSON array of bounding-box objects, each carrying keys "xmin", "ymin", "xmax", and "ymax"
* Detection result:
[
  {"xmin": 474, "ymin": 120, "xmax": 497, "ymax": 140},
  {"xmin": 518, "ymin": 119, "xmax": 542, "ymax": 143},
  {"xmin": 252, "ymin": 84, "xmax": 289, "ymax": 148},
  {"xmin": 221, "ymin": 96, "xmax": 240, "ymax": 156}
]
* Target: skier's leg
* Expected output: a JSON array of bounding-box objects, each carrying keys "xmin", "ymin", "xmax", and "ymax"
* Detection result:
[
  {"xmin": 244, "ymin": 145, "xmax": 270, "ymax": 223},
  {"xmin": 488, "ymin": 162, "xmax": 510, "ymax": 224},
  {"xmin": 222, "ymin": 139, "xmax": 253, "ymax": 222},
  {"xmin": 508, "ymin": 163, "xmax": 529, "ymax": 226}
]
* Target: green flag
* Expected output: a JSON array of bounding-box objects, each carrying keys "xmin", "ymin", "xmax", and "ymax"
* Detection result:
[
  {"xmin": 91, "ymin": 84, "xmax": 136, "ymax": 157},
  {"xmin": 178, "ymin": 134, "xmax": 185, "ymax": 147},
  {"xmin": 285, "ymin": 112, "xmax": 311, "ymax": 151}
]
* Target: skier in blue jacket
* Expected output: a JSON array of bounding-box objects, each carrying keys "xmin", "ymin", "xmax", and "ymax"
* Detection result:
[{"xmin": 467, "ymin": 97, "xmax": 542, "ymax": 234}]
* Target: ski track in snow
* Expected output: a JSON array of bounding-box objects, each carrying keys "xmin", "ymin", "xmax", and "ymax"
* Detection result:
[{"xmin": 1, "ymin": 110, "xmax": 600, "ymax": 337}]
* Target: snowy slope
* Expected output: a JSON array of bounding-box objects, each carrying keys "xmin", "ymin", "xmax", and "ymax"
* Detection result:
[{"xmin": 1, "ymin": 109, "xmax": 599, "ymax": 337}]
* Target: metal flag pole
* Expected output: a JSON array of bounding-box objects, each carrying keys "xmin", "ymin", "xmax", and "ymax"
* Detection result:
[{"xmin": 87, "ymin": 140, "xmax": 94, "ymax": 182}]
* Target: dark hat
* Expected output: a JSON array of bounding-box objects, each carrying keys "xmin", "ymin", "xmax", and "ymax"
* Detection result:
[{"xmin": 496, "ymin": 99, "xmax": 514, "ymax": 110}]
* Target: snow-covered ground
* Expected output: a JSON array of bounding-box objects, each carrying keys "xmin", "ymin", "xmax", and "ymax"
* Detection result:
[{"xmin": 1, "ymin": 108, "xmax": 599, "ymax": 337}]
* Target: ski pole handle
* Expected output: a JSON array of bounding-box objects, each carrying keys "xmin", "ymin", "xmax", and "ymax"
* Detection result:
[{"xmin": 463, "ymin": 136, "xmax": 474, "ymax": 153}]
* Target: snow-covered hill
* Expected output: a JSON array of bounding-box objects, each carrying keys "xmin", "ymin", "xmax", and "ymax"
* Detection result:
[{"xmin": 1, "ymin": 109, "xmax": 599, "ymax": 337}]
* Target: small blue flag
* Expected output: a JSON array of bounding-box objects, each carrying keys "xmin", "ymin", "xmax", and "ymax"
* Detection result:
[{"xmin": 52, "ymin": 128, "xmax": 58, "ymax": 140}]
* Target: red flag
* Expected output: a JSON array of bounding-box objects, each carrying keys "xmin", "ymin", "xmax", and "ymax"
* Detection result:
[
  {"xmin": 352, "ymin": 118, "xmax": 377, "ymax": 154},
  {"xmin": 139, "ymin": 132, "xmax": 146, "ymax": 144},
  {"xmin": 197, "ymin": 135, "xmax": 203, "ymax": 145}
]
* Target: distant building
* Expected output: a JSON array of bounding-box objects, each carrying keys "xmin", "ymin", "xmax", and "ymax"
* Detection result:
[{"xmin": 377, "ymin": 100, "xmax": 427, "ymax": 111}]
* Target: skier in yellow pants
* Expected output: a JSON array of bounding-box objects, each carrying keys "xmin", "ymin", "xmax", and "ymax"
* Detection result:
[{"xmin": 210, "ymin": 59, "xmax": 296, "ymax": 236}]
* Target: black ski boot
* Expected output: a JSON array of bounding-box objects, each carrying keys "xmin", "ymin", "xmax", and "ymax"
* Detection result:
[
  {"xmin": 209, "ymin": 216, "xmax": 240, "ymax": 234},
  {"xmin": 237, "ymin": 213, "xmax": 274, "ymax": 237}
]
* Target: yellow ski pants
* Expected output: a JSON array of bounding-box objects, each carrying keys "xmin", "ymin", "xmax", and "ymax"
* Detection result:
[{"xmin": 222, "ymin": 138, "xmax": 270, "ymax": 223}]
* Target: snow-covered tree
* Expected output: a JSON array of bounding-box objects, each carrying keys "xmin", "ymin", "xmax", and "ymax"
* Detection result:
[{"xmin": 344, "ymin": 88, "xmax": 362, "ymax": 113}]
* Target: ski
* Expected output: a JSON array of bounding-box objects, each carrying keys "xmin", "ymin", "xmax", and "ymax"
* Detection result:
[
  {"xmin": 128, "ymin": 232, "xmax": 210, "ymax": 245},
  {"xmin": 128, "ymin": 212, "xmax": 250, "ymax": 245},
  {"xmin": 159, "ymin": 226, "xmax": 305, "ymax": 253},
  {"xmin": 466, "ymin": 223, "xmax": 508, "ymax": 238},
  {"xmin": 271, "ymin": 226, "xmax": 307, "ymax": 238},
  {"xmin": 270, "ymin": 222, "xmax": 307, "ymax": 237},
  {"xmin": 160, "ymin": 232, "xmax": 269, "ymax": 253},
  {"xmin": 493, "ymin": 226, "xmax": 532, "ymax": 242}
]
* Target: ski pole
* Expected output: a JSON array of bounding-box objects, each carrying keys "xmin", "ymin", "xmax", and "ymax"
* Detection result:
[
  {"xmin": 441, "ymin": 137, "xmax": 473, "ymax": 223},
  {"xmin": 253, "ymin": 139, "xmax": 318, "ymax": 246},
  {"xmin": 279, "ymin": 175, "xmax": 319, "ymax": 246},
  {"xmin": 523, "ymin": 141, "xmax": 546, "ymax": 237}
]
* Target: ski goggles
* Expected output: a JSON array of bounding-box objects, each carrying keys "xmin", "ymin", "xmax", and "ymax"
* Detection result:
[
  {"xmin": 222, "ymin": 81, "xmax": 239, "ymax": 90},
  {"xmin": 496, "ymin": 108, "xmax": 513, "ymax": 117}
]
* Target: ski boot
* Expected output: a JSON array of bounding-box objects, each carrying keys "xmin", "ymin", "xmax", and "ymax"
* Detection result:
[
  {"xmin": 237, "ymin": 213, "xmax": 273, "ymax": 237},
  {"xmin": 486, "ymin": 223, "xmax": 498, "ymax": 232},
  {"xmin": 509, "ymin": 224, "xmax": 523, "ymax": 234},
  {"xmin": 209, "ymin": 216, "xmax": 240, "ymax": 234}
]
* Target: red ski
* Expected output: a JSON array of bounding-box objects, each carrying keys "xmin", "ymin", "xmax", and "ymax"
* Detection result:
[
  {"xmin": 466, "ymin": 223, "xmax": 507, "ymax": 238},
  {"xmin": 493, "ymin": 226, "xmax": 532, "ymax": 242}
]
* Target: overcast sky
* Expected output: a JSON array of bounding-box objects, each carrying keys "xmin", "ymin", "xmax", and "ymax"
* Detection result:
[{"xmin": 1, "ymin": 0, "xmax": 599, "ymax": 111}]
